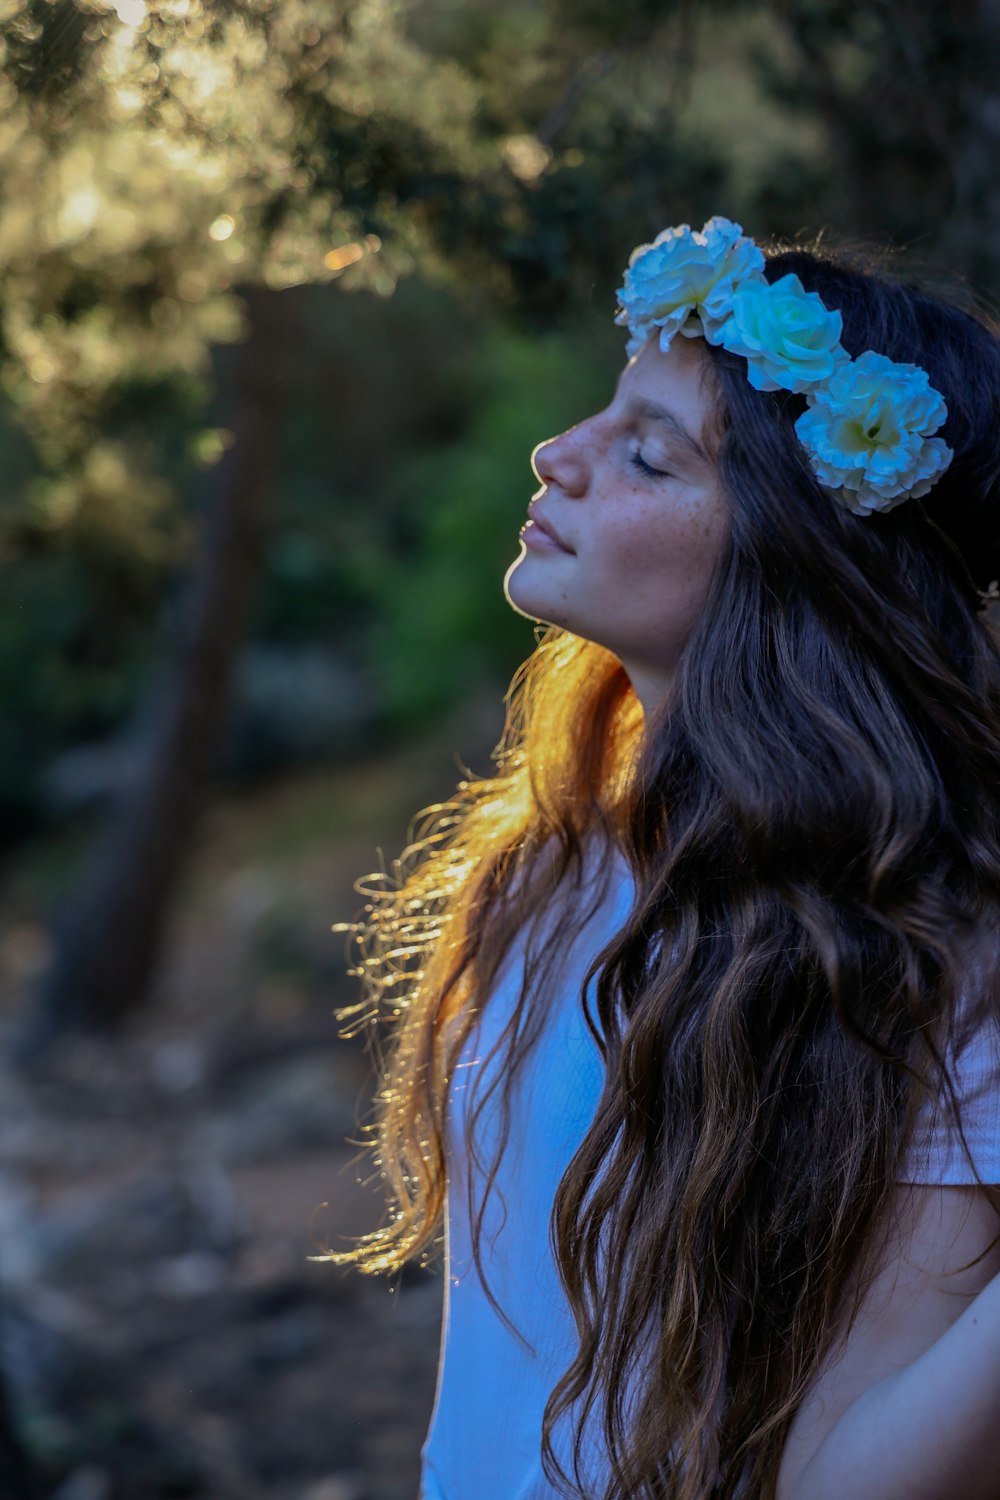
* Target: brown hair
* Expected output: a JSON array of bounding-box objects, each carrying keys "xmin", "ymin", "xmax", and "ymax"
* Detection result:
[{"xmin": 322, "ymin": 242, "xmax": 1000, "ymax": 1498}]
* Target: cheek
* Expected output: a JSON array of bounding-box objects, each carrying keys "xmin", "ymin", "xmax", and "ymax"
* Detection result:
[{"xmin": 609, "ymin": 489, "xmax": 725, "ymax": 612}]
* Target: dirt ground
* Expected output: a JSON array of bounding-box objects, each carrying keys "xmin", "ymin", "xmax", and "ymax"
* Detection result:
[{"xmin": 0, "ymin": 697, "xmax": 505, "ymax": 1500}]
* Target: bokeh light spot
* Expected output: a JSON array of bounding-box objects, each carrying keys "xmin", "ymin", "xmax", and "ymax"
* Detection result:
[
  {"xmin": 502, "ymin": 134, "xmax": 552, "ymax": 180},
  {"xmin": 113, "ymin": 0, "xmax": 147, "ymax": 27},
  {"xmin": 324, "ymin": 242, "xmax": 365, "ymax": 273}
]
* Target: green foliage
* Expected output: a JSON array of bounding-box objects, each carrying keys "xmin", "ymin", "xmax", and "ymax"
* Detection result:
[
  {"xmin": 247, "ymin": 273, "xmax": 487, "ymax": 646},
  {"xmin": 242, "ymin": 277, "xmax": 623, "ymax": 731},
  {"xmin": 368, "ymin": 314, "xmax": 623, "ymax": 727}
]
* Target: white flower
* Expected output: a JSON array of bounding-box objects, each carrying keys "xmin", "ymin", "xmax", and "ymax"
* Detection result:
[
  {"xmin": 614, "ymin": 214, "xmax": 956, "ymax": 512},
  {"xmin": 614, "ymin": 216, "xmax": 765, "ymax": 356},
  {"xmin": 714, "ymin": 272, "xmax": 849, "ymax": 393},
  {"xmin": 794, "ymin": 350, "xmax": 954, "ymax": 515}
]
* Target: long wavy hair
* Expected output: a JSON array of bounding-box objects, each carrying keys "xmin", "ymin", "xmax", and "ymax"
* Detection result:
[{"xmin": 322, "ymin": 240, "xmax": 1000, "ymax": 1499}]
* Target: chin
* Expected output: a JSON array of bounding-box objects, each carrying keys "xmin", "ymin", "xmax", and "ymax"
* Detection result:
[
  {"xmin": 504, "ymin": 567, "xmax": 586, "ymax": 639},
  {"xmin": 504, "ymin": 555, "xmax": 558, "ymax": 623}
]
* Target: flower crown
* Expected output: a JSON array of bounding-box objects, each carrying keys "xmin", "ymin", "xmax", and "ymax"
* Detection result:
[{"xmin": 614, "ymin": 216, "xmax": 954, "ymax": 516}]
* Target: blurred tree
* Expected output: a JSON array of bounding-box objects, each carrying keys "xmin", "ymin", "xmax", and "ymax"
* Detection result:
[
  {"xmin": 1, "ymin": 0, "xmax": 490, "ymax": 1052},
  {"xmin": 741, "ymin": 0, "xmax": 1000, "ymax": 287},
  {"xmin": 3, "ymin": 0, "xmax": 718, "ymax": 1053}
]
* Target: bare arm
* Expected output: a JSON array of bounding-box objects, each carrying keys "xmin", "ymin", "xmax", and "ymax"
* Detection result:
[{"xmin": 776, "ymin": 1183, "xmax": 1000, "ymax": 1500}]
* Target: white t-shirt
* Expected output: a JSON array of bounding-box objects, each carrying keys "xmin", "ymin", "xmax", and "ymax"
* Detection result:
[{"xmin": 419, "ymin": 847, "xmax": 1000, "ymax": 1500}]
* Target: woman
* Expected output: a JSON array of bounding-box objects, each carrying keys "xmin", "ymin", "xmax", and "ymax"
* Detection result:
[{"xmin": 325, "ymin": 218, "xmax": 1000, "ymax": 1499}]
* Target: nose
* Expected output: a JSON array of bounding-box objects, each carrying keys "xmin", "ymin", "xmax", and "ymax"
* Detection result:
[{"xmin": 531, "ymin": 423, "xmax": 589, "ymax": 497}]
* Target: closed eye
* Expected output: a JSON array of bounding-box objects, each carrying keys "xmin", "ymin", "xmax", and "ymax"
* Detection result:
[{"xmin": 628, "ymin": 447, "xmax": 673, "ymax": 481}]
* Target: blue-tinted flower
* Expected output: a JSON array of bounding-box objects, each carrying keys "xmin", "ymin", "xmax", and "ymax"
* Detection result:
[
  {"xmin": 614, "ymin": 215, "xmax": 955, "ymax": 513},
  {"xmin": 614, "ymin": 216, "xmax": 765, "ymax": 358},
  {"xmin": 714, "ymin": 272, "xmax": 848, "ymax": 393},
  {"xmin": 794, "ymin": 350, "xmax": 953, "ymax": 514}
]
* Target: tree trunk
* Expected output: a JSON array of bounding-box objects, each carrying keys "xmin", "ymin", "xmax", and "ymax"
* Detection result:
[{"xmin": 15, "ymin": 285, "xmax": 294, "ymax": 1062}]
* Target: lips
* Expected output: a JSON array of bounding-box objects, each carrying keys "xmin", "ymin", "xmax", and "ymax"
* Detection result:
[{"xmin": 526, "ymin": 503, "xmax": 573, "ymax": 552}]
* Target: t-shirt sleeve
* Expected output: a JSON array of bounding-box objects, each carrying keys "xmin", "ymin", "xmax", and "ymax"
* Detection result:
[{"xmin": 896, "ymin": 1010, "xmax": 1000, "ymax": 1186}]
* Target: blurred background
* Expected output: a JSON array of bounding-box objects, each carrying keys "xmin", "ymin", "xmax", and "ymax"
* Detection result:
[{"xmin": 0, "ymin": 1, "xmax": 998, "ymax": 1497}]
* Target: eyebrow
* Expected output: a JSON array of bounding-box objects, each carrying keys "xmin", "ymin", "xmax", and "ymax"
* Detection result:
[{"xmin": 621, "ymin": 395, "xmax": 710, "ymax": 466}]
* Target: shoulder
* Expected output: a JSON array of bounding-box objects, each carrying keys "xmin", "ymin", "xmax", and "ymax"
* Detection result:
[
  {"xmin": 900, "ymin": 922, "xmax": 1000, "ymax": 1186},
  {"xmin": 776, "ymin": 1181, "xmax": 1000, "ymax": 1499}
]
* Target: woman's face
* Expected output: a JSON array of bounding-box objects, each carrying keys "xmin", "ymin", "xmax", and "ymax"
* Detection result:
[{"xmin": 504, "ymin": 332, "xmax": 729, "ymax": 715}]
